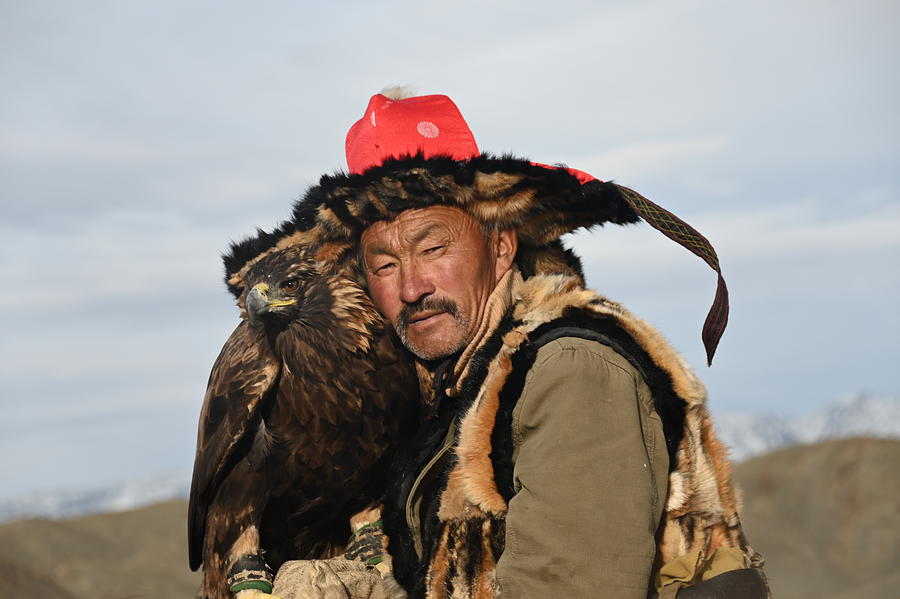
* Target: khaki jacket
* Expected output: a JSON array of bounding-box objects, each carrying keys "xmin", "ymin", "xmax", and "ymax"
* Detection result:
[
  {"xmin": 383, "ymin": 270, "xmax": 766, "ymax": 598},
  {"xmin": 407, "ymin": 337, "xmax": 668, "ymax": 597}
]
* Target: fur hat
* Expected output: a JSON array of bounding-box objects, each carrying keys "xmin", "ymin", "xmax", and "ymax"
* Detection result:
[{"xmin": 223, "ymin": 89, "xmax": 729, "ymax": 364}]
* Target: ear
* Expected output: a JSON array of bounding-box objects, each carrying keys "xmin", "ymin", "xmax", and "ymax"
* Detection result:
[{"xmin": 493, "ymin": 228, "xmax": 518, "ymax": 282}]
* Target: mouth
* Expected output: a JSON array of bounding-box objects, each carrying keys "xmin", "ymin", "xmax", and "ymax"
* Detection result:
[
  {"xmin": 266, "ymin": 299, "xmax": 297, "ymax": 308},
  {"xmin": 408, "ymin": 310, "xmax": 446, "ymax": 327},
  {"xmin": 397, "ymin": 297, "xmax": 462, "ymax": 339},
  {"xmin": 408, "ymin": 310, "xmax": 445, "ymax": 325}
]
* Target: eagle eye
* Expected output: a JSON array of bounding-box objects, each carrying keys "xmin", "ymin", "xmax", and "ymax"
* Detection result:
[{"xmin": 281, "ymin": 279, "xmax": 299, "ymax": 292}]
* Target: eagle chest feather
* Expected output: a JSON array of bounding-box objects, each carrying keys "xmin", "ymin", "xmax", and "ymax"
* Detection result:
[{"xmin": 268, "ymin": 325, "xmax": 382, "ymax": 480}]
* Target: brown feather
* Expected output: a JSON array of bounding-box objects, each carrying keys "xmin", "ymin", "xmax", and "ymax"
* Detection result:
[
  {"xmin": 188, "ymin": 321, "xmax": 279, "ymax": 570},
  {"xmin": 188, "ymin": 244, "xmax": 419, "ymax": 599}
]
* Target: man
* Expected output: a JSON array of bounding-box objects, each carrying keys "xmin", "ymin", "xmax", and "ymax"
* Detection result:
[
  {"xmin": 360, "ymin": 204, "xmax": 667, "ymax": 597},
  {"xmin": 226, "ymin": 90, "xmax": 769, "ymax": 598}
]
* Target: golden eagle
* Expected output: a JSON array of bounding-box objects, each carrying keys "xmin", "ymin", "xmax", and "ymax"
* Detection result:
[{"xmin": 188, "ymin": 244, "xmax": 418, "ymax": 598}]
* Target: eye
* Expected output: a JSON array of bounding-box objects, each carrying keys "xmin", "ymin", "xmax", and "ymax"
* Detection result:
[
  {"xmin": 280, "ymin": 279, "xmax": 299, "ymax": 292},
  {"xmin": 372, "ymin": 261, "xmax": 397, "ymax": 275},
  {"xmin": 423, "ymin": 244, "xmax": 445, "ymax": 255}
]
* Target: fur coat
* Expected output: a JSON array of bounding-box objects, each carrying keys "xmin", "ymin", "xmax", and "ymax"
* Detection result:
[{"xmin": 382, "ymin": 273, "xmax": 767, "ymax": 598}]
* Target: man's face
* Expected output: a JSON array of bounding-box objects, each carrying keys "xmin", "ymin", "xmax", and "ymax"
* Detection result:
[{"xmin": 361, "ymin": 206, "xmax": 517, "ymax": 361}]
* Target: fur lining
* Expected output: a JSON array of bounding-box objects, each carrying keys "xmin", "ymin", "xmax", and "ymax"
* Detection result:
[{"xmin": 438, "ymin": 349, "xmax": 513, "ymax": 520}]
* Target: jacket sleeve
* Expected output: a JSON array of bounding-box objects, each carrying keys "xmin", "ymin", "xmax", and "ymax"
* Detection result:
[{"xmin": 495, "ymin": 337, "xmax": 669, "ymax": 598}]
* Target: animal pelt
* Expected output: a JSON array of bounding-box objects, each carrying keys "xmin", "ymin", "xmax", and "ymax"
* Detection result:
[
  {"xmin": 222, "ymin": 154, "xmax": 640, "ymax": 298},
  {"xmin": 385, "ymin": 273, "xmax": 764, "ymax": 598}
]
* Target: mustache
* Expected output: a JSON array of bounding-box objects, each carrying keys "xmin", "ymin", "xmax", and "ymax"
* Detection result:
[{"xmin": 396, "ymin": 297, "xmax": 461, "ymax": 334}]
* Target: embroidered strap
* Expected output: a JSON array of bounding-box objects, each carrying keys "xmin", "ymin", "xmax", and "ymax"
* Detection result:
[
  {"xmin": 227, "ymin": 554, "xmax": 274, "ymax": 594},
  {"xmin": 616, "ymin": 185, "xmax": 729, "ymax": 365},
  {"xmin": 344, "ymin": 519, "xmax": 387, "ymax": 567}
]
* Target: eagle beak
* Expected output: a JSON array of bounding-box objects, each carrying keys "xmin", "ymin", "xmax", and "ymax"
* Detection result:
[
  {"xmin": 247, "ymin": 283, "xmax": 297, "ymax": 324},
  {"xmin": 247, "ymin": 283, "xmax": 272, "ymax": 322}
]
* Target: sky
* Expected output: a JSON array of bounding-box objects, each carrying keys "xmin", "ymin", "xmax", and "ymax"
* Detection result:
[{"xmin": 1, "ymin": 0, "xmax": 898, "ymax": 501}]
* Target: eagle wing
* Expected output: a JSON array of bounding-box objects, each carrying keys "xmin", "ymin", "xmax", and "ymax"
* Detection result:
[{"xmin": 188, "ymin": 320, "xmax": 280, "ymax": 570}]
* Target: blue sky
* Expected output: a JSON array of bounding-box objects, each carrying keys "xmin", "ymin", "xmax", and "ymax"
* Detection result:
[{"xmin": 2, "ymin": 0, "xmax": 898, "ymax": 500}]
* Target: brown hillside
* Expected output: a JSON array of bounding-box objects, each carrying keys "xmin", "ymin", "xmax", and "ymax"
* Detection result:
[
  {"xmin": 0, "ymin": 500, "xmax": 199, "ymax": 599},
  {"xmin": 0, "ymin": 557, "xmax": 79, "ymax": 599},
  {"xmin": 2, "ymin": 438, "xmax": 897, "ymax": 598},
  {"xmin": 734, "ymin": 437, "xmax": 900, "ymax": 599}
]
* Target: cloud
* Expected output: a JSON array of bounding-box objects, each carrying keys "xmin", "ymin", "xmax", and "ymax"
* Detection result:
[
  {"xmin": 0, "ymin": 209, "xmax": 237, "ymax": 419},
  {"xmin": 568, "ymin": 194, "xmax": 900, "ymax": 273},
  {"xmin": 0, "ymin": 132, "xmax": 163, "ymax": 166},
  {"xmin": 575, "ymin": 136, "xmax": 731, "ymax": 181},
  {"xmin": 0, "ymin": 211, "xmax": 227, "ymax": 313},
  {"xmin": 697, "ymin": 202, "xmax": 900, "ymax": 260}
]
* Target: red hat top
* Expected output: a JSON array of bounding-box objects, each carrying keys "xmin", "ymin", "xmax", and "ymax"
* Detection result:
[
  {"xmin": 345, "ymin": 93, "xmax": 480, "ymax": 175},
  {"xmin": 345, "ymin": 91, "xmax": 598, "ymax": 185}
]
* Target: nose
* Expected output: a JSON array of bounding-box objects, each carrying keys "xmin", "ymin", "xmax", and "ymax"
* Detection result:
[{"xmin": 399, "ymin": 262, "xmax": 435, "ymax": 305}]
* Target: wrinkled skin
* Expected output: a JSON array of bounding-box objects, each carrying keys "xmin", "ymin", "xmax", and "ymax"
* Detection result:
[{"xmin": 360, "ymin": 206, "xmax": 517, "ymax": 360}]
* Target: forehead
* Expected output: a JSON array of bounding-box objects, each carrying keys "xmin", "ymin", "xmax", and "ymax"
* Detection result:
[
  {"xmin": 361, "ymin": 205, "xmax": 482, "ymax": 250},
  {"xmin": 249, "ymin": 246, "xmax": 316, "ymax": 277}
]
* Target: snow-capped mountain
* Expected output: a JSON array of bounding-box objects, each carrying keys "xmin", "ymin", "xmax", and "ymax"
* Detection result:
[
  {"xmin": 0, "ymin": 472, "xmax": 190, "ymax": 523},
  {"xmin": 2, "ymin": 395, "xmax": 898, "ymax": 523},
  {"xmin": 711, "ymin": 412, "xmax": 796, "ymax": 461},
  {"xmin": 714, "ymin": 394, "xmax": 900, "ymax": 461}
]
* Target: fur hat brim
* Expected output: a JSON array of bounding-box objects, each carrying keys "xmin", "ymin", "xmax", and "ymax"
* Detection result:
[{"xmin": 224, "ymin": 153, "xmax": 639, "ymax": 298}]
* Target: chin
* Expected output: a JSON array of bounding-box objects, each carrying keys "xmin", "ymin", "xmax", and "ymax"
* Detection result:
[
  {"xmin": 404, "ymin": 336, "xmax": 467, "ymax": 361},
  {"xmin": 405, "ymin": 344, "xmax": 452, "ymax": 361}
]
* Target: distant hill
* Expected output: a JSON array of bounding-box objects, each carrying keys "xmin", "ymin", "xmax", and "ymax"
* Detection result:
[
  {"xmin": 3, "ymin": 438, "xmax": 898, "ymax": 599},
  {"xmin": 0, "ymin": 501, "xmax": 199, "ymax": 599},
  {"xmin": 733, "ymin": 437, "xmax": 900, "ymax": 599}
]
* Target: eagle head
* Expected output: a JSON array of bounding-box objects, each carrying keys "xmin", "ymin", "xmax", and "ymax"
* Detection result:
[{"xmin": 242, "ymin": 246, "xmax": 330, "ymax": 328}]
